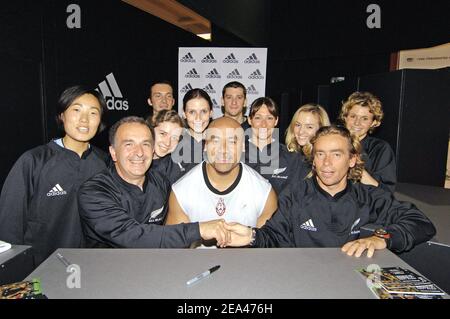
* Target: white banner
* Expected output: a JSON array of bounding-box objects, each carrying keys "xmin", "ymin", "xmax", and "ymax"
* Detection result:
[
  {"xmin": 178, "ymin": 47, "xmax": 267, "ymax": 119},
  {"xmin": 398, "ymin": 42, "xmax": 450, "ymax": 70}
]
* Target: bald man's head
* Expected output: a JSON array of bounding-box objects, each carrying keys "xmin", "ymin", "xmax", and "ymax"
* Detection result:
[
  {"xmin": 205, "ymin": 117, "xmax": 244, "ymax": 174},
  {"xmin": 208, "ymin": 116, "xmax": 242, "ymax": 129}
]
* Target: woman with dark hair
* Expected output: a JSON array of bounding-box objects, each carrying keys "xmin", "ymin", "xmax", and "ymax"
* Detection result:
[
  {"xmin": 0, "ymin": 85, "xmax": 108, "ymax": 265},
  {"xmin": 171, "ymin": 88, "xmax": 213, "ymax": 176},
  {"xmin": 245, "ymin": 97, "xmax": 308, "ymax": 195}
]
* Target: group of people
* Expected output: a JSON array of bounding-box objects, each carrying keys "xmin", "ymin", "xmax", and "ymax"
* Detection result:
[{"xmin": 0, "ymin": 80, "xmax": 435, "ymax": 265}]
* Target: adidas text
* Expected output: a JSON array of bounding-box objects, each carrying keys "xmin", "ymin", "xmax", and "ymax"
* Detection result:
[
  {"xmin": 106, "ymin": 97, "xmax": 129, "ymax": 111},
  {"xmin": 180, "ymin": 53, "xmax": 196, "ymax": 63},
  {"xmin": 96, "ymin": 73, "xmax": 129, "ymax": 111},
  {"xmin": 247, "ymin": 85, "xmax": 259, "ymax": 95},
  {"xmin": 201, "ymin": 53, "xmax": 217, "ymax": 63},
  {"xmin": 47, "ymin": 184, "xmax": 67, "ymax": 197},
  {"xmin": 248, "ymin": 69, "xmax": 264, "ymax": 80},
  {"xmin": 205, "ymin": 68, "xmax": 221, "ymax": 79},
  {"xmin": 223, "ymin": 53, "xmax": 238, "ymax": 63},
  {"xmin": 227, "ymin": 69, "xmax": 242, "ymax": 79},
  {"xmin": 244, "ymin": 54, "xmax": 260, "ymax": 64}
]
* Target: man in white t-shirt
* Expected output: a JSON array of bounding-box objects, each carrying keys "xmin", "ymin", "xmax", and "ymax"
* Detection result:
[{"xmin": 166, "ymin": 117, "xmax": 277, "ymax": 237}]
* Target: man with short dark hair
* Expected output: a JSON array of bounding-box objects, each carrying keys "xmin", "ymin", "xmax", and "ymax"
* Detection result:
[
  {"xmin": 78, "ymin": 116, "xmax": 229, "ymax": 248},
  {"xmin": 221, "ymin": 81, "xmax": 250, "ymax": 130},
  {"xmin": 147, "ymin": 80, "xmax": 175, "ymax": 122}
]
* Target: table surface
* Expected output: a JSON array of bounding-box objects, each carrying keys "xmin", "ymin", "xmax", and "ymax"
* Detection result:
[
  {"xmin": 25, "ymin": 247, "xmax": 444, "ymax": 299},
  {"xmin": 0, "ymin": 245, "xmax": 31, "ymax": 265}
]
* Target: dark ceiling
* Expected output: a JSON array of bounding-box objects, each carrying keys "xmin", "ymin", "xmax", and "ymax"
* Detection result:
[{"xmin": 179, "ymin": 0, "xmax": 450, "ymax": 60}]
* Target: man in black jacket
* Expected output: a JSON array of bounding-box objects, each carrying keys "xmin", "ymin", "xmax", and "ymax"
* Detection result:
[
  {"xmin": 78, "ymin": 116, "xmax": 229, "ymax": 248},
  {"xmin": 224, "ymin": 125, "xmax": 436, "ymax": 257}
]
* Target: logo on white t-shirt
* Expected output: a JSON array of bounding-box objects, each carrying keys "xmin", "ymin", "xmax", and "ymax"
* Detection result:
[{"xmin": 215, "ymin": 198, "xmax": 226, "ymax": 216}]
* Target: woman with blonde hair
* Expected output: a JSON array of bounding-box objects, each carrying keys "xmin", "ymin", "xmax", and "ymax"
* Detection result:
[
  {"xmin": 339, "ymin": 91, "xmax": 396, "ymax": 192},
  {"xmin": 285, "ymin": 103, "xmax": 330, "ymax": 159}
]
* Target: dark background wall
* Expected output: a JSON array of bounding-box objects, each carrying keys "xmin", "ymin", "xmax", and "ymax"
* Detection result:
[
  {"xmin": 0, "ymin": 0, "xmax": 248, "ymax": 188},
  {"xmin": 179, "ymin": 0, "xmax": 271, "ymax": 46},
  {"xmin": 0, "ymin": 0, "xmax": 449, "ymax": 188},
  {"xmin": 266, "ymin": 0, "xmax": 450, "ymax": 124}
]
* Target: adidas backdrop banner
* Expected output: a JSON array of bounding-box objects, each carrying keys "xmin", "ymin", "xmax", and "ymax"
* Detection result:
[{"xmin": 178, "ymin": 48, "xmax": 267, "ymax": 119}]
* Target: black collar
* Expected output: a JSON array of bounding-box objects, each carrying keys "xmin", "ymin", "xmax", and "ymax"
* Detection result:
[
  {"xmin": 110, "ymin": 164, "xmax": 148, "ymax": 193},
  {"xmin": 312, "ymin": 175, "xmax": 352, "ymax": 201},
  {"xmin": 49, "ymin": 139, "xmax": 93, "ymax": 159},
  {"xmin": 202, "ymin": 161, "xmax": 243, "ymax": 195}
]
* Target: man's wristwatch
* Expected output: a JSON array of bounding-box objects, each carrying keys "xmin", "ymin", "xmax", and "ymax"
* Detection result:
[{"xmin": 373, "ymin": 228, "xmax": 391, "ymax": 241}]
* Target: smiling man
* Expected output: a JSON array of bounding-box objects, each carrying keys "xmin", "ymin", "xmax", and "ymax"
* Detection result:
[
  {"xmin": 221, "ymin": 81, "xmax": 250, "ymax": 130},
  {"xmin": 166, "ymin": 117, "xmax": 277, "ymax": 247},
  {"xmin": 224, "ymin": 125, "xmax": 436, "ymax": 257},
  {"xmin": 147, "ymin": 80, "xmax": 175, "ymax": 123},
  {"xmin": 78, "ymin": 116, "xmax": 230, "ymax": 248}
]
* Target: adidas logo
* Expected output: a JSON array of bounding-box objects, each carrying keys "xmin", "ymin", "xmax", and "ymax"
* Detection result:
[
  {"xmin": 300, "ymin": 219, "xmax": 317, "ymax": 232},
  {"xmin": 223, "ymin": 53, "xmax": 238, "ymax": 63},
  {"xmin": 180, "ymin": 52, "xmax": 196, "ymax": 63},
  {"xmin": 185, "ymin": 68, "xmax": 200, "ymax": 78},
  {"xmin": 211, "ymin": 98, "xmax": 220, "ymax": 109},
  {"xmin": 226, "ymin": 69, "xmax": 242, "ymax": 79},
  {"xmin": 205, "ymin": 68, "xmax": 221, "ymax": 79},
  {"xmin": 248, "ymin": 69, "xmax": 264, "ymax": 80},
  {"xmin": 96, "ymin": 72, "xmax": 129, "ymax": 111},
  {"xmin": 201, "ymin": 53, "xmax": 217, "ymax": 63},
  {"xmin": 180, "ymin": 83, "xmax": 193, "ymax": 93},
  {"xmin": 47, "ymin": 184, "xmax": 67, "ymax": 197},
  {"xmin": 246, "ymin": 84, "xmax": 259, "ymax": 95},
  {"xmin": 202, "ymin": 83, "xmax": 216, "ymax": 94},
  {"xmin": 244, "ymin": 53, "xmax": 260, "ymax": 64}
]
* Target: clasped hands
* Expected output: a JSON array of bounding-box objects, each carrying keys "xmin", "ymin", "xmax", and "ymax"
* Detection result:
[
  {"xmin": 199, "ymin": 219, "xmax": 387, "ymax": 258},
  {"xmin": 198, "ymin": 219, "xmax": 252, "ymax": 248}
]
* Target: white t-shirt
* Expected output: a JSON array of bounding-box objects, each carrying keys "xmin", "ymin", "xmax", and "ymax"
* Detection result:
[{"xmin": 172, "ymin": 161, "xmax": 272, "ymax": 227}]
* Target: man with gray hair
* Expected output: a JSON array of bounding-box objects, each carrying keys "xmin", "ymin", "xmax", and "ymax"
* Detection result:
[{"xmin": 78, "ymin": 116, "xmax": 229, "ymax": 248}]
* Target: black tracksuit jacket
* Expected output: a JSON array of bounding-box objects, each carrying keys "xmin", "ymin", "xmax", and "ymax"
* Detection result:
[
  {"xmin": 171, "ymin": 132, "xmax": 205, "ymax": 177},
  {"xmin": 151, "ymin": 155, "xmax": 186, "ymax": 185},
  {"xmin": 244, "ymin": 139, "xmax": 309, "ymax": 195},
  {"xmin": 254, "ymin": 177, "xmax": 436, "ymax": 253},
  {"xmin": 78, "ymin": 165, "xmax": 201, "ymax": 248},
  {"xmin": 0, "ymin": 141, "xmax": 108, "ymax": 265},
  {"xmin": 361, "ymin": 136, "xmax": 397, "ymax": 193}
]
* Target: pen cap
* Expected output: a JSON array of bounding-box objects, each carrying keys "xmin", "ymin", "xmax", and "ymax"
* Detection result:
[{"xmin": 210, "ymin": 265, "xmax": 220, "ymax": 273}]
